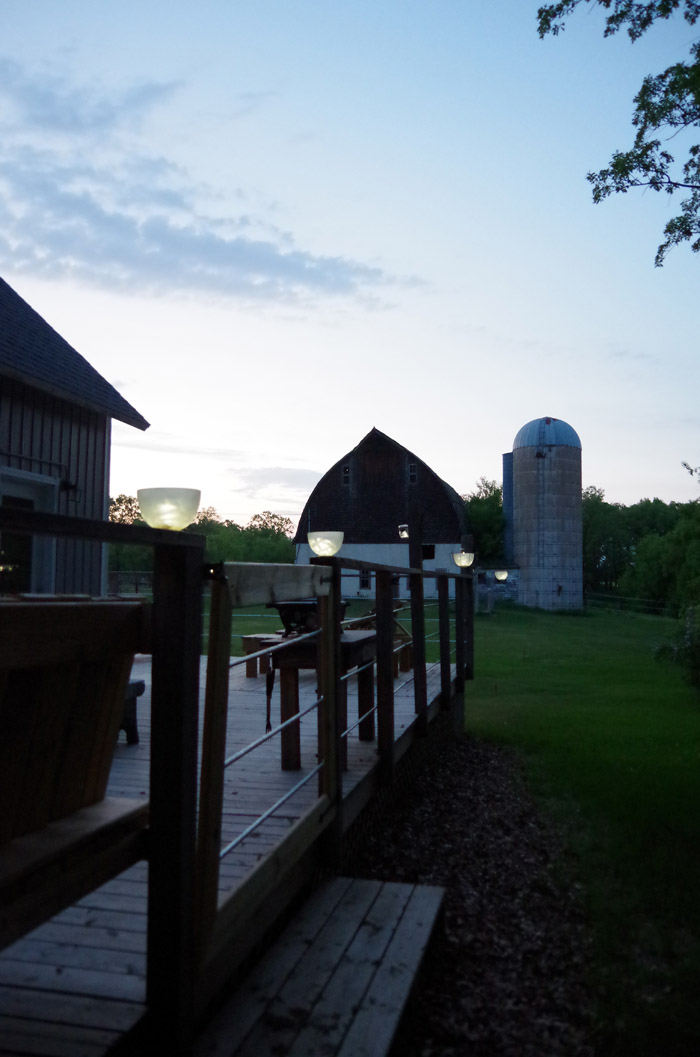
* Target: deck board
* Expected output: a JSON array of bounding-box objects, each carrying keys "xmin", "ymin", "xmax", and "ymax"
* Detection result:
[{"xmin": 0, "ymin": 654, "xmax": 452, "ymax": 1056}]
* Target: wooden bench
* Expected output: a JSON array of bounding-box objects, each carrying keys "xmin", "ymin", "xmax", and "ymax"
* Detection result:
[
  {"xmin": 0, "ymin": 600, "xmax": 150, "ymax": 950},
  {"xmin": 241, "ymin": 634, "xmax": 273, "ymax": 677},
  {"xmin": 196, "ymin": 876, "xmax": 444, "ymax": 1057}
]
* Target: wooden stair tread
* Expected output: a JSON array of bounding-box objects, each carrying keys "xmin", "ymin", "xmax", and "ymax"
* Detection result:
[{"xmin": 197, "ymin": 876, "xmax": 444, "ymax": 1057}]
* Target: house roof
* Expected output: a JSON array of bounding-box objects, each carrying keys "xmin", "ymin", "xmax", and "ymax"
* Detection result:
[
  {"xmin": 294, "ymin": 427, "xmax": 470, "ymax": 545},
  {"xmin": 0, "ymin": 277, "xmax": 149, "ymax": 430}
]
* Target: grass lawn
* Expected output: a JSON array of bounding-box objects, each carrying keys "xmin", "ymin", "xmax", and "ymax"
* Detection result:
[{"xmin": 467, "ymin": 604, "xmax": 700, "ymax": 1055}]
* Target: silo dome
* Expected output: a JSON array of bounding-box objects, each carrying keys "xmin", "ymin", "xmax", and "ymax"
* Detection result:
[{"xmin": 513, "ymin": 417, "xmax": 581, "ymax": 451}]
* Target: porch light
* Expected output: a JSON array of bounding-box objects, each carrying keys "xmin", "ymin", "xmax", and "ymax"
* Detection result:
[
  {"xmin": 452, "ymin": 550, "xmax": 475, "ymax": 568},
  {"xmin": 137, "ymin": 488, "xmax": 201, "ymax": 531},
  {"xmin": 398, "ymin": 524, "xmax": 409, "ymax": 539},
  {"xmin": 307, "ymin": 531, "xmax": 344, "ymax": 557},
  {"xmin": 494, "ymin": 569, "xmax": 509, "ymax": 582}
]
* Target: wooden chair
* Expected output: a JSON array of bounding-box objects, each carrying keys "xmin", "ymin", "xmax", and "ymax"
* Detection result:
[{"xmin": 0, "ymin": 599, "xmax": 150, "ymax": 950}]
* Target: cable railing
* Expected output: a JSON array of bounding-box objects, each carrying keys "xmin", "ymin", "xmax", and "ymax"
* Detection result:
[{"xmin": 193, "ymin": 555, "xmax": 474, "ymax": 1015}]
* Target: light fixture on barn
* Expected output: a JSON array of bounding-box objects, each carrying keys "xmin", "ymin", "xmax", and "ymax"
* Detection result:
[
  {"xmin": 452, "ymin": 550, "xmax": 475, "ymax": 568},
  {"xmin": 137, "ymin": 488, "xmax": 201, "ymax": 531},
  {"xmin": 397, "ymin": 524, "xmax": 409, "ymax": 539},
  {"xmin": 307, "ymin": 530, "xmax": 344, "ymax": 557}
]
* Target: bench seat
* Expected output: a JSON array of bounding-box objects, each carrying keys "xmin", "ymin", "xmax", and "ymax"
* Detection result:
[{"xmin": 196, "ymin": 876, "xmax": 444, "ymax": 1057}]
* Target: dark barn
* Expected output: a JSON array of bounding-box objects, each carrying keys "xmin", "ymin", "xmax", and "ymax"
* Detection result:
[{"xmin": 294, "ymin": 427, "xmax": 470, "ymax": 598}]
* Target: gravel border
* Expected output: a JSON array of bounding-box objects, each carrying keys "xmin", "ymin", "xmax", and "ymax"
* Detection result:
[{"xmin": 351, "ymin": 735, "xmax": 596, "ymax": 1056}]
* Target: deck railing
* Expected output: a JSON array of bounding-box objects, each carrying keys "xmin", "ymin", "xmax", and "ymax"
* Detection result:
[{"xmin": 0, "ymin": 509, "xmax": 474, "ymax": 1054}]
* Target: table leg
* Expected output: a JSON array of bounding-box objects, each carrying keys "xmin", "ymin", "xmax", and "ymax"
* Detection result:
[
  {"xmin": 357, "ymin": 664, "xmax": 375, "ymax": 742},
  {"xmin": 280, "ymin": 667, "xmax": 301, "ymax": 770}
]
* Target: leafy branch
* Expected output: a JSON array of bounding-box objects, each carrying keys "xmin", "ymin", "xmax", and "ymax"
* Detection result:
[{"xmin": 537, "ymin": 1, "xmax": 700, "ymax": 263}]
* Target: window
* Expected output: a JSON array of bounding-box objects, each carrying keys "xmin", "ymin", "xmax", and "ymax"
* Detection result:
[
  {"xmin": 342, "ymin": 465, "xmax": 350, "ymax": 486},
  {"xmin": 359, "ymin": 569, "xmax": 371, "ymax": 591},
  {"xmin": 408, "ymin": 462, "xmax": 417, "ymax": 484},
  {"xmin": 0, "ymin": 469, "xmax": 58, "ymax": 593},
  {"xmin": 422, "ymin": 544, "xmax": 435, "ymax": 561}
]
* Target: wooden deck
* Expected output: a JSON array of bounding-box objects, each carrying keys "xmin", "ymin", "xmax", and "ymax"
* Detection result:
[{"xmin": 0, "ymin": 653, "xmax": 446, "ymax": 1057}]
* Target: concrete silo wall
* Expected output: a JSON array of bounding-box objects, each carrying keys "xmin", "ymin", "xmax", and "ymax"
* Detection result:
[{"xmin": 513, "ymin": 443, "xmax": 582, "ymax": 610}]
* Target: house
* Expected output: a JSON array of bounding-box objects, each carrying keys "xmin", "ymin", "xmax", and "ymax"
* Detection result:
[
  {"xmin": 294, "ymin": 427, "xmax": 470, "ymax": 599},
  {"xmin": 0, "ymin": 276, "xmax": 149, "ymax": 594}
]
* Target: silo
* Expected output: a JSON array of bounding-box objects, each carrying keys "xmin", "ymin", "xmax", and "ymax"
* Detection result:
[{"xmin": 510, "ymin": 416, "xmax": 582, "ymax": 610}]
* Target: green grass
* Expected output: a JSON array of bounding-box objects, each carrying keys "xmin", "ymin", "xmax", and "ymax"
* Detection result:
[{"xmin": 467, "ymin": 604, "xmax": 700, "ymax": 1054}]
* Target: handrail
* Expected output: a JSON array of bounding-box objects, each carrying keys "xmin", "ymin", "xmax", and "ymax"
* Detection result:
[
  {"xmin": 223, "ymin": 697, "xmax": 321, "ymax": 767},
  {"xmin": 219, "ymin": 764, "xmax": 324, "ymax": 858}
]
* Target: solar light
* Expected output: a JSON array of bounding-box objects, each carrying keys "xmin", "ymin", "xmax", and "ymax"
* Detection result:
[
  {"xmin": 137, "ymin": 488, "xmax": 201, "ymax": 531},
  {"xmin": 452, "ymin": 551, "xmax": 475, "ymax": 568},
  {"xmin": 307, "ymin": 531, "xmax": 344, "ymax": 557}
]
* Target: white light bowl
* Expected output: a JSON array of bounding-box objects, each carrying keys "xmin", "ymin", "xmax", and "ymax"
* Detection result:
[
  {"xmin": 494, "ymin": 569, "xmax": 509, "ymax": 582},
  {"xmin": 452, "ymin": 551, "xmax": 475, "ymax": 568},
  {"xmin": 137, "ymin": 488, "xmax": 201, "ymax": 531},
  {"xmin": 307, "ymin": 531, "xmax": 344, "ymax": 557}
]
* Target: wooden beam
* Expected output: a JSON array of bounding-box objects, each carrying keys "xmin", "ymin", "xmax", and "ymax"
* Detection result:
[
  {"xmin": 0, "ymin": 506, "xmax": 204, "ymax": 549},
  {"xmin": 222, "ymin": 563, "xmax": 332, "ymax": 608},
  {"xmin": 437, "ymin": 575, "xmax": 451, "ymax": 710},
  {"xmin": 146, "ymin": 542, "xmax": 203, "ymax": 1054},
  {"xmin": 375, "ymin": 571, "xmax": 395, "ymax": 786},
  {"xmin": 196, "ymin": 572, "xmax": 233, "ymax": 960}
]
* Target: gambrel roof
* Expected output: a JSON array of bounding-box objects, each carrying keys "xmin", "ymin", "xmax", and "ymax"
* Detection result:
[
  {"xmin": 0, "ymin": 277, "xmax": 149, "ymax": 431},
  {"xmin": 294, "ymin": 427, "xmax": 469, "ymax": 545}
]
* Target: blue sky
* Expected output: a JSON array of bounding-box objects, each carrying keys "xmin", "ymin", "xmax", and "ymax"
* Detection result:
[{"xmin": 2, "ymin": 0, "xmax": 698, "ymax": 522}]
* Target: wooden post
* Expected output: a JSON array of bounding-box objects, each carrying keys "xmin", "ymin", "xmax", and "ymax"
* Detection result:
[
  {"xmin": 408, "ymin": 501, "xmax": 427, "ymax": 731},
  {"xmin": 357, "ymin": 661, "xmax": 375, "ymax": 742},
  {"xmin": 196, "ymin": 570, "xmax": 232, "ymax": 960},
  {"xmin": 437, "ymin": 573, "xmax": 451, "ymax": 709},
  {"xmin": 375, "ymin": 570, "xmax": 395, "ymax": 785},
  {"xmin": 464, "ymin": 568, "xmax": 475, "ymax": 680},
  {"xmin": 454, "ymin": 573, "xmax": 466, "ymax": 691},
  {"xmin": 147, "ymin": 538, "xmax": 203, "ymax": 1053},
  {"xmin": 318, "ymin": 560, "xmax": 343, "ymax": 861},
  {"xmin": 280, "ymin": 669, "xmax": 302, "ymax": 770}
]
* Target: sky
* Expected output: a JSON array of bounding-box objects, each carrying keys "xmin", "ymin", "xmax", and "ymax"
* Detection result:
[{"xmin": 2, "ymin": 0, "xmax": 699, "ymax": 525}]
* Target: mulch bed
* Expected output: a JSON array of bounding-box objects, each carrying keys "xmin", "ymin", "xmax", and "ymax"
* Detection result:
[{"xmin": 351, "ymin": 735, "xmax": 596, "ymax": 1056}]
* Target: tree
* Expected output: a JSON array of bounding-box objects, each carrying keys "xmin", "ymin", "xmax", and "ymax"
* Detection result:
[
  {"xmin": 109, "ymin": 494, "xmax": 142, "ymax": 524},
  {"xmin": 537, "ymin": 1, "xmax": 700, "ymax": 264},
  {"xmin": 582, "ymin": 486, "xmax": 632, "ymax": 590},
  {"xmin": 108, "ymin": 495, "xmax": 150, "ymax": 572},
  {"xmin": 246, "ymin": 511, "xmax": 295, "ymax": 537},
  {"xmin": 462, "ymin": 478, "xmax": 505, "ymax": 564}
]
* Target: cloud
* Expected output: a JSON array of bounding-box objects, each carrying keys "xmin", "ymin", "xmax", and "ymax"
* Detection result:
[
  {"xmin": 232, "ymin": 466, "xmax": 323, "ymax": 496},
  {"xmin": 0, "ymin": 57, "xmax": 179, "ymax": 134},
  {"xmin": 0, "ymin": 59, "xmax": 396, "ymax": 303}
]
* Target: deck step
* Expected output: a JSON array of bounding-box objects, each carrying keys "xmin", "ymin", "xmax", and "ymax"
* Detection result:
[{"xmin": 196, "ymin": 876, "xmax": 444, "ymax": 1057}]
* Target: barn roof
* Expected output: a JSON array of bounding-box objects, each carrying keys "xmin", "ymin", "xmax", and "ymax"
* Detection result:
[
  {"xmin": 294, "ymin": 427, "xmax": 469, "ymax": 545},
  {"xmin": 0, "ymin": 277, "xmax": 149, "ymax": 430}
]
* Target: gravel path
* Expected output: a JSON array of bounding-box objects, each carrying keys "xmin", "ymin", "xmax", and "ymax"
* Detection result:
[{"xmin": 351, "ymin": 735, "xmax": 596, "ymax": 1057}]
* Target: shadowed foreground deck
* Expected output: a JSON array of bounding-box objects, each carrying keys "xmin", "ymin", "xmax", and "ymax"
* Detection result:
[{"xmin": 0, "ymin": 655, "xmax": 445, "ymax": 1057}]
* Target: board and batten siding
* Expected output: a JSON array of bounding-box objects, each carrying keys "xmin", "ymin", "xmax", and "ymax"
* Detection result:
[{"xmin": 0, "ymin": 375, "xmax": 109, "ymax": 594}]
